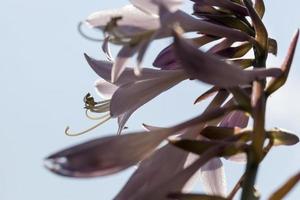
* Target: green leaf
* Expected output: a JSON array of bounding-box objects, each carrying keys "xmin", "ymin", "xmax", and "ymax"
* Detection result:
[
  {"xmin": 170, "ymin": 139, "xmax": 246, "ymax": 157},
  {"xmin": 243, "ymin": 0, "xmax": 268, "ymax": 53},
  {"xmin": 197, "ymin": 14, "xmax": 254, "ymax": 35},
  {"xmin": 267, "ymin": 128, "xmax": 299, "ymax": 146},
  {"xmin": 231, "ymin": 58, "xmax": 254, "ymax": 69},
  {"xmin": 229, "ymin": 87, "xmax": 251, "ymax": 110},
  {"xmin": 216, "ymin": 43, "xmax": 253, "ymax": 58},
  {"xmin": 168, "ymin": 193, "xmax": 228, "ymax": 200},
  {"xmin": 268, "ymin": 171, "xmax": 300, "ymax": 200},
  {"xmin": 200, "ymin": 126, "xmax": 251, "ymax": 142},
  {"xmin": 254, "ymin": 0, "xmax": 265, "ymax": 18}
]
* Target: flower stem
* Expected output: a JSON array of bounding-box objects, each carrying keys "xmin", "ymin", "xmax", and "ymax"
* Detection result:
[{"xmin": 241, "ymin": 48, "xmax": 267, "ymax": 199}]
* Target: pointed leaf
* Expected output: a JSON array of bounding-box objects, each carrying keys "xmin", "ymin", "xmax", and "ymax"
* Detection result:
[
  {"xmin": 243, "ymin": 0, "xmax": 268, "ymax": 51},
  {"xmin": 267, "ymin": 128, "xmax": 299, "ymax": 146},
  {"xmin": 266, "ymin": 30, "xmax": 299, "ymax": 95},
  {"xmin": 194, "ymin": 87, "xmax": 220, "ymax": 104},
  {"xmin": 170, "ymin": 139, "xmax": 245, "ymax": 157},
  {"xmin": 215, "ymin": 43, "xmax": 253, "ymax": 59},
  {"xmin": 268, "ymin": 171, "xmax": 300, "ymax": 200},
  {"xmin": 268, "ymin": 38, "xmax": 278, "ymax": 56},
  {"xmin": 254, "ymin": 0, "xmax": 265, "ymax": 18},
  {"xmin": 191, "ymin": 0, "xmax": 248, "ymax": 16}
]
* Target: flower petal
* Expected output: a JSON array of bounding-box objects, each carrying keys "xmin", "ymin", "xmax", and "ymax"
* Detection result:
[
  {"xmin": 111, "ymin": 45, "xmax": 138, "ymax": 83},
  {"xmin": 84, "ymin": 53, "xmax": 176, "ymax": 85},
  {"xmin": 153, "ymin": 36, "xmax": 216, "ymax": 70},
  {"xmin": 115, "ymin": 144, "xmax": 189, "ymax": 199},
  {"xmin": 117, "ymin": 110, "xmax": 134, "ymax": 135},
  {"xmin": 95, "ymin": 79, "xmax": 118, "ymax": 99},
  {"xmin": 219, "ymin": 111, "xmax": 249, "ymax": 129},
  {"xmin": 86, "ymin": 5, "xmax": 159, "ymax": 31},
  {"xmin": 173, "ymin": 29, "xmax": 282, "ymax": 87},
  {"xmin": 45, "ymin": 130, "xmax": 170, "ymax": 177},
  {"xmin": 130, "ymin": 0, "xmax": 182, "ymax": 15},
  {"xmin": 201, "ymin": 158, "xmax": 227, "ymax": 197},
  {"xmin": 182, "ymin": 153, "xmax": 202, "ymax": 192},
  {"xmin": 110, "ymin": 70, "xmax": 186, "ymax": 117}
]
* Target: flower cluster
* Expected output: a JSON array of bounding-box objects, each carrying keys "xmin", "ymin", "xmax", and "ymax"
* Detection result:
[{"xmin": 45, "ymin": 0, "xmax": 299, "ymax": 199}]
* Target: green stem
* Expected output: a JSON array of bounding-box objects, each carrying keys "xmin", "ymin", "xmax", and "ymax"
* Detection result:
[{"xmin": 241, "ymin": 50, "xmax": 267, "ymax": 200}]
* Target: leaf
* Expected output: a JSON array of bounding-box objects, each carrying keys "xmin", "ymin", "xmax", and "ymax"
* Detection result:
[
  {"xmin": 191, "ymin": 0, "xmax": 248, "ymax": 16},
  {"xmin": 158, "ymin": 10, "xmax": 254, "ymax": 42},
  {"xmin": 173, "ymin": 29, "xmax": 281, "ymax": 87},
  {"xmin": 194, "ymin": 87, "xmax": 221, "ymax": 104},
  {"xmin": 168, "ymin": 193, "xmax": 227, "ymax": 200},
  {"xmin": 254, "ymin": 0, "xmax": 265, "ymax": 18},
  {"xmin": 268, "ymin": 171, "xmax": 300, "ymax": 200},
  {"xmin": 266, "ymin": 30, "xmax": 299, "ymax": 95},
  {"xmin": 229, "ymin": 87, "xmax": 251, "ymax": 109},
  {"xmin": 243, "ymin": 0, "xmax": 268, "ymax": 51},
  {"xmin": 231, "ymin": 58, "xmax": 254, "ymax": 69},
  {"xmin": 267, "ymin": 128, "xmax": 299, "ymax": 146},
  {"xmin": 196, "ymin": 14, "xmax": 254, "ymax": 35},
  {"xmin": 200, "ymin": 126, "xmax": 251, "ymax": 142},
  {"xmin": 170, "ymin": 139, "xmax": 245, "ymax": 157},
  {"xmin": 208, "ymin": 38, "xmax": 234, "ymax": 54},
  {"xmin": 215, "ymin": 42, "xmax": 253, "ymax": 58},
  {"xmin": 268, "ymin": 38, "xmax": 278, "ymax": 56}
]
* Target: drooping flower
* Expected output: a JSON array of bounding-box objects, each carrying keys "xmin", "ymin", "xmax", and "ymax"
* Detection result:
[{"xmin": 45, "ymin": 0, "xmax": 300, "ymax": 200}]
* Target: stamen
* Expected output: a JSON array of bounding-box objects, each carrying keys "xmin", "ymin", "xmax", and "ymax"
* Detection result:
[
  {"xmin": 85, "ymin": 110, "xmax": 109, "ymax": 120},
  {"xmin": 88, "ymin": 103, "xmax": 110, "ymax": 113},
  {"xmin": 77, "ymin": 21, "xmax": 103, "ymax": 42},
  {"xmin": 65, "ymin": 114, "xmax": 111, "ymax": 137}
]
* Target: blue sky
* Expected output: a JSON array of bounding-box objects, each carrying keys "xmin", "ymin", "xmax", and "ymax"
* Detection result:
[{"xmin": 0, "ymin": 0, "xmax": 299, "ymax": 199}]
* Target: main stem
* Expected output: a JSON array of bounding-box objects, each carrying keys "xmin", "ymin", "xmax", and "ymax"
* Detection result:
[{"xmin": 241, "ymin": 50, "xmax": 267, "ymax": 200}]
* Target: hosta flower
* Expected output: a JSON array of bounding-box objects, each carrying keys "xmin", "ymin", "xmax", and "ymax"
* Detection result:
[
  {"xmin": 85, "ymin": 0, "xmax": 255, "ymax": 82},
  {"xmin": 46, "ymin": 0, "xmax": 300, "ymax": 200}
]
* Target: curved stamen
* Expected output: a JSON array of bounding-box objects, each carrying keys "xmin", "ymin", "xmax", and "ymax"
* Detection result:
[
  {"xmin": 77, "ymin": 21, "xmax": 103, "ymax": 42},
  {"xmin": 85, "ymin": 110, "xmax": 109, "ymax": 120},
  {"xmin": 65, "ymin": 114, "xmax": 111, "ymax": 137}
]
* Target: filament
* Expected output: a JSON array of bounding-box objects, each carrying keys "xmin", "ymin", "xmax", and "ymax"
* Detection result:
[
  {"xmin": 85, "ymin": 110, "xmax": 109, "ymax": 120},
  {"xmin": 65, "ymin": 114, "xmax": 111, "ymax": 136},
  {"xmin": 77, "ymin": 21, "xmax": 103, "ymax": 42}
]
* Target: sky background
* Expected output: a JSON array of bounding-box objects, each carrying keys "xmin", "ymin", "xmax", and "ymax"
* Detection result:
[{"xmin": 1, "ymin": 0, "xmax": 299, "ymax": 199}]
